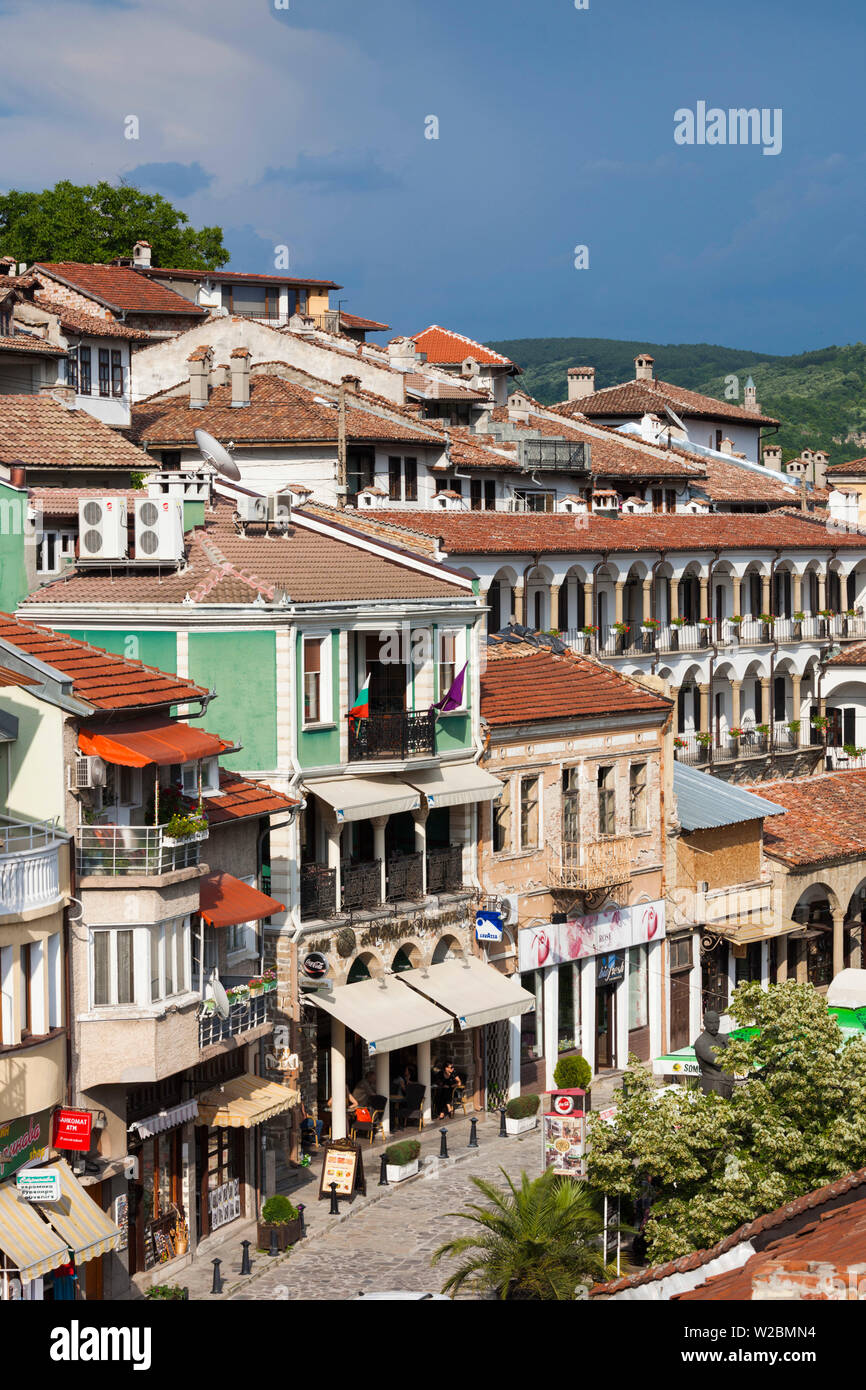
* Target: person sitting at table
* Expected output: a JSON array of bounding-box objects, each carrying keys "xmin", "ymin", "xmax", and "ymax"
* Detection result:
[
  {"xmin": 391, "ymin": 1063, "xmax": 414, "ymax": 1125},
  {"xmin": 432, "ymin": 1059, "xmax": 462, "ymax": 1118},
  {"xmin": 352, "ymin": 1070, "xmax": 378, "ymax": 1112},
  {"xmin": 324, "ymin": 1083, "xmax": 362, "ymax": 1133},
  {"xmin": 299, "ymin": 1098, "xmax": 323, "ymax": 1147}
]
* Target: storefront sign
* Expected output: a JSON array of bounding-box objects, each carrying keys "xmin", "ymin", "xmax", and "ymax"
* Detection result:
[
  {"xmin": 542, "ymin": 1113, "xmax": 586, "ymax": 1177},
  {"xmin": 597, "ymin": 952, "xmax": 626, "ymax": 986},
  {"xmin": 15, "ymin": 1169, "xmax": 61, "ymax": 1203},
  {"xmin": 53, "ymin": 1109, "xmax": 92, "ymax": 1151},
  {"xmin": 301, "ymin": 952, "xmax": 329, "ymax": 980},
  {"xmin": 548, "ymin": 1089, "xmax": 586, "ymax": 1116},
  {"xmin": 0, "ymin": 1110, "xmax": 51, "ymax": 1181},
  {"xmin": 318, "ymin": 1139, "xmax": 366, "ymax": 1202},
  {"xmin": 517, "ymin": 900, "xmax": 666, "ymax": 972},
  {"xmin": 475, "ymin": 910, "xmax": 503, "ymax": 942}
]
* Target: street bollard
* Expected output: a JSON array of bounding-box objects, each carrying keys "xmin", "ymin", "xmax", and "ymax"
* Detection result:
[
  {"xmin": 297, "ymin": 1203, "xmax": 306, "ymax": 1237},
  {"xmin": 329, "ymin": 1181, "xmax": 340, "ymax": 1216},
  {"xmin": 468, "ymin": 1116, "xmax": 479, "ymax": 1148},
  {"xmin": 269, "ymin": 1227, "xmax": 279, "ymax": 1257},
  {"xmin": 498, "ymin": 1106, "xmax": 507, "ymax": 1137},
  {"xmin": 379, "ymin": 1153, "xmax": 389, "ymax": 1186},
  {"xmin": 240, "ymin": 1239, "xmax": 252, "ymax": 1276},
  {"xmin": 439, "ymin": 1127, "xmax": 449, "ymax": 1159},
  {"xmin": 211, "ymin": 1259, "xmax": 223, "ymax": 1295}
]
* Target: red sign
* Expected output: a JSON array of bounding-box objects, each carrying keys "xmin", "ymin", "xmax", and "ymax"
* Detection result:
[
  {"xmin": 547, "ymin": 1089, "xmax": 586, "ymax": 1117},
  {"xmin": 53, "ymin": 1109, "xmax": 92, "ymax": 1151}
]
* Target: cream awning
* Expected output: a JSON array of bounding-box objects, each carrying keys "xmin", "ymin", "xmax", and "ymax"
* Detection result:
[
  {"xmin": 0, "ymin": 1180, "xmax": 68, "ymax": 1283},
  {"xmin": 309, "ymin": 975, "xmax": 455, "ymax": 1053},
  {"xmin": 398, "ymin": 957, "xmax": 536, "ymax": 1030},
  {"xmin": 34, "ymin": 1159, "xmax": 121, "ymax": 1266},
  {"xmin": 130, "ymin": 1098, "xmax": 199, "ymax": 1139},
  {"xmin": 195, "ymin": 1074, "xmax": 299, "ymax": 1129},
  {"xmin": 309, "ymin": 775, "xmax": 421, "ymax": 824},
  {"xmin": 401, "ymin": 762, "xmax": 503, "ymax": 808}
]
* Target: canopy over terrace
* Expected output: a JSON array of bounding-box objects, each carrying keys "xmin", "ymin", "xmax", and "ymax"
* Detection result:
[
  {"xmin": 199, "ymin": 872, "xmax": 284, "ymax": 929},
  {"xmin": 398, "ymin": 956, "xmax": 535, "ymax": 1029},
  {"xmin": 78, "ymin": 718, "xmax": 231, "ymax": 767}
]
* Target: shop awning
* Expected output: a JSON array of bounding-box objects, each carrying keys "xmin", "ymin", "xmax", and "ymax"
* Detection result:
[
  {"xmin": 0, "ymin": 1180, "xmax": 68, "ymax": 1283},
  {"xmin": 401, "ymin": 762, "xmax": 503, "ymax": 809},
  {"xmin": 309, "ymin": 975, "xmax": 455, "ymax": 1053},
  {"xmin": 199, "ymin": 873, "xmax": 284, "ymax": 928},
  {"xmin": 195, "ymin": 1075, "xmax": 299, "ymax": 1129},
  {"xmin": 79, "ymin": 719, "xmax": 230, "ymax": 768},
  {"xmin": 309, "ymin": 775, "xmax": 421, "ymax": 823},
  {"xmin": 710, "ymin": 921, "xmax": 796, "ymax": 946},
  {"xmin": 129, "ymin": 1099, "xmax": 199, "ymax": 1140},
  {"xmin": 399, "ymin": 957, "xmax": 536, "ymax": 1030},
  {"xmin": 34, "ymin": 1160, "xmax": 121, "ymax": 1265}
]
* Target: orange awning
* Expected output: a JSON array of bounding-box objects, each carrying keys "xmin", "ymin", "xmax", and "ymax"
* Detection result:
[
  {"xmin": 199, "ymin": 872, "xmax": 285, "ymax": 928},
  {"xmin": 79, "ymin": 719, "xmax": 230, "ymax": 768}
]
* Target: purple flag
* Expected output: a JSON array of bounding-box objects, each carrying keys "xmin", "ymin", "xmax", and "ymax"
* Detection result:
[{"xmin": 431, "ymin": 662, "xmax": 467, "ymax": 715}]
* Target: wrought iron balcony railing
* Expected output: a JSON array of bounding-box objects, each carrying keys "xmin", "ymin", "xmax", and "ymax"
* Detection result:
[
  {"xmin": 386, "ymin": 851, "xmax": 423, "ymax": 901},
  {"xmin": 340, "ymin": 859, "xmax": 382, "ymax": 911},
  {"xmin": 555, "ymin": 836, "xmax": 633, "ymax": 892},
  {"xmin": 300, "ymin": 863, "xmax": 337, "ymax": 920},
  {"xmin": 348, "ymin": 710, "xmax": 436, "ymax": 761},
  {"xmin": 426, "ymin": 844, "xmax": 464, "ymax": 894}
]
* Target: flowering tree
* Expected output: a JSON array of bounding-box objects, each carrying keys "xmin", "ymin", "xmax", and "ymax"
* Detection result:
[{"xmin": 586, "ymin": 981, "xmax": 866, "ymax": 1263}]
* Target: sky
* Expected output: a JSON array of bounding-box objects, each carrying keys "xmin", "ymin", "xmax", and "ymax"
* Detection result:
[{"xmin": 1, "ymin": 0, "xmax": 864, "ymax": 356}]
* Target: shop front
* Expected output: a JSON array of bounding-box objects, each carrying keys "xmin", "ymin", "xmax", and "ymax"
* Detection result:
[
  {"xmin": 126, "ymin": 1100, "xmax": 198, "ymax": 1276},
  {"xmin": 0, "ymin": 1156, "xmax": 120, "ymax": 1301},
  {"xmin": 194, "ymin": 1074, "xmax": 298, "ymax": 1238}
]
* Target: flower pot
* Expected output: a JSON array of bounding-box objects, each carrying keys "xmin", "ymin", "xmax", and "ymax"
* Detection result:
[
  {"xmin": 257, "ymin": 1217, "xmax": 301, "ymax": 1252},
  {"xmin": 162, "ymin": 828, "xmax": 208, "ymax": 848},
  {"xmin": 386, "ymin": 1159, "xmax": 420, "ymax": 1183},
  {"xmin": 505, "ymin": 1115, "xmax": 538, "ymax": 1136},
  {"xmin": 249, "ymin": 984, "xmax": 264, "ymax": 997}
]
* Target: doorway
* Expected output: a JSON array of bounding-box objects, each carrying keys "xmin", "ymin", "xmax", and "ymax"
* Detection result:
[{"xmin": 595, "ymin": 986, "xmax": 616, "ymax": 1069}]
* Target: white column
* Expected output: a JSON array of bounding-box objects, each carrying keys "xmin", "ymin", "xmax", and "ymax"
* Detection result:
[
  {"xmin": 29, "ymin": 940, "xmax": 46, "ymax": 1037},
  {"xmin": 325, "ymin": 819, "xmax": 342, "ymax": 911},
  {"xmin": 689, "ymin": 934, "xmax": 702, "ymax": 1042},
  {"xmin": 371, "ymin": 815, "xmax": 388, "ymax": 904},
  {"xmin": 725, "ymin": 949, "xmax": 736, "ymax": 1024},
  {"xmin": 413, "ymin": 805, "xmax": 428, "ymax": 897},
  {"xmin": 648, "ymin": 940, "xmax": 663, "ymax": 1059},
  {"xmin": 331, "ymin": 1019, "xmax": 347, "ymax": 1140},
  {"xmin": 417, "ymin": 1040, "xmax": 432, "ymax": 1123},
  {"xmin": 580, "ymin": 958, "xmax": 596, "ymax": 1076},
  {"xmin": 507, "ymin": 1016, "xmax": 521, "ymax": 1100},
  {"xmin": 543, "ymin": 965, "xmax": 559, "ymax": 1091},
  {"xmin": 760, "ymin": 940, "xmax": 770, "ymax": 991},
  {"xmin": 375, "ymin": 1051, "xmax": 391, "ymax": 1136}
]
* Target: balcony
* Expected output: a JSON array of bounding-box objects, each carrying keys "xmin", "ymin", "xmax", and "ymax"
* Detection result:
[
  {"xmin": 386, "ymin": 851, "xmax": 423, "ymax": 901},
  {"xmin": 426, "ymin": 844, "xmax": 464, "ymax": 894},
  {"xmin": 341, "ymin": 859, "xmax": 381, "ymax": 911},
  {"xmin": 300, "ymin": 863, "xmax": 337, "ymax": 920},
  {"xmin": 77, "ymin": 824, "xmax": 206, "ymax": 878},
  {"xmin": 674, "ymin": 720, "xmax": 807, "ymax": 767},
  {"xmin": 556, "ymin": 837, "xmax": 633, "ymax": 892},
  {"xmin": 348, "ymin": 710, "xmax": 436, "ymax": 762},
  {"xmin": 198, "ymin": 989, "xmax": 274, "ymax": 1049},
  {"xmin": 0, "ymin": 817, "xmax": 64, "ymax": 916}
]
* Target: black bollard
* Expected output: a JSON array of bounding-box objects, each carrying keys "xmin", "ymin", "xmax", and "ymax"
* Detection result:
[
  {"xmin": 439, "ymin": 1127, "xmax": 449, "ymax": 1159},
  {"xmin": 498, "ymin": 1105, "xmax": 507, "ymax": 1137},
  {"xmin": 297, "ymin": 1203, "xmax": 306, "ymax": 1237},
  {"xmin": 211, "ymin": 1258, "xmax": 223, "ymax": 1295},
  {"xmin": 240, "ymin": 1239, "xmax": 252, "ymax": 1276},
  {"xmin": 379, "ymin": 1153, "xmax": 389, "ymax": 1186},
  {"xmin": 269, "ymin": 1227, "xmax": 279, "ymax": 1257},
  {"xmin": 468, "ymin": 1116, "xmax": 479, "ymax": 1148},
  {"xmin": 328, "ymin": 1180, "xmax": 340, "ymax": 1216}
]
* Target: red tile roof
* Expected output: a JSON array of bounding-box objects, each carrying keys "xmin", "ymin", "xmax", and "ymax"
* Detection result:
[
  {"xmin": 553, "ymin": 376, "xmax": 779, "ymax": 427},
  {"xmin": 139, "ymin": 266, "xmax": 341, "ymax": 290},
  {"xmin": 31, "ymin": 294, "xmax": 151, "ymax": 341},
  {"xmin": 203, "ymin": 770, "xmax": 300, "ymax": 825},
  {"xmin": 340, "ymin": 311, "xmax": 390, "ymax": 332},
  {"xmin": 0, "ymin": 615, "xmax": 209, "ymax": 710},
  {"xmin": 750, "ymin": 770, "xmax": 866, "ymax": 867},
  {"xmin": 826, "ymin": 640, "xmax": 866, "ymax": 667},
  {"xmin": 0, "ymin": 396, "xmax": 150, "ymax": 472},
  {"xmin": 411, "ymin": 326, "xmax": 516, "ymax": 369},
  {"xmin": 827, "ymin": 456, "xmax": 866, "ymax": 477},
  {"xmin": 0, "ymin": 333, "xmax": 66, "ymax": 356},
  {"xmin": 32, "ymin": 263, "xmax": 206, "ymax": 317},
  {"xmin": 481, "ymin": 640, "xmax": 671, "ymax": 726}
]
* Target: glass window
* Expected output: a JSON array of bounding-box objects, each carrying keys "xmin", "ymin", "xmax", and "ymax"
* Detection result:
[
  {"xmin": 598, "ymin": 765, "xmax": 616, "ymax": 836},
  {"xmin": 117, "ymin": 930, "xmax": 134, "ymax": 1004},
  {"xmin": 111, "ymin": 349, "xmax": 124, "ymax": 397},
  {"xmin": 36, "ymin": 532, "xmax": 58, "ymax": 574},
  {"xmin": 562, "ymin": 766, "xmax": 580, "ymax": 842},
  {"xmin": 629, "ymin": 763, "xmax": 647, "ymax": 831},
  {"xmin": 493, "ymin": 779, "xmax": 511, "ymax": 854},
  {"xmin": 628, "ymin": 944, "xmax": 648, "ymax": 1030},
  {"xmin": 470, "ymin": 479, "xmax": 482, "ymax": 511},
  {"xmin": 150, "ymin": 930, "xmax": 160, "ymax": 1003},
  {"xmin": 303, "ymin": 637, "xmax": 323, "ymax": 724},
  {"xmin": 404, "ymin": 457, "xmax": 417, "ymax": 502},
  {"xmin": 520, "ymin": 970, "xmax": 544, "ymax": 1061},
  {"xmin": 388, "ymin": 457, "xmax": 401, "ymax": 502},
  {"xmin": 520, "ymin": 776, "xmax": 540, "ymax": 850},
  {"xmin": 79, "ymin": 346, "xmax": 91, "ymax": 395},
  {"xmin": 438, "ymin": 630, "xmax": 457, "ymax": 703},
  {"xmin": 93, "ymin": 932, "xmax": 111, "ymax": 1007},
  {"xmin": 557, "ymin": 962, "xmax": 579, "ymax": 1053},
  {"xmin": 98, "ymin": 348, "xmax": 111, "ymax": 397}
]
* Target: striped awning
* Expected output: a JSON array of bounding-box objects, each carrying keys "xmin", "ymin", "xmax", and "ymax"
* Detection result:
[
  {"xmin": 130, "ymin": 1098, "xmax": 199, "ymax": 1139},
  {"xmin": 34, "ymin": 1160, "xmax": 121, "ymax": 1265},
  {"xmin": 195, "ymin": 1074, "xmax": 299, "ymax": 1129},
  {"xmin": 0, "ymin": 1181, "xmax": 68, "ymax": 1283}
]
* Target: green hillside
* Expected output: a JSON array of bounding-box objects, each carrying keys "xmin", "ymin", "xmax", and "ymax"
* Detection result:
[{"xmin": 488, "ymin": 336, "xmax": 866, "ymax": 465}]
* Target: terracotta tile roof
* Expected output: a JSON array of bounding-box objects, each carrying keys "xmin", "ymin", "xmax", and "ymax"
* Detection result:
[
  {"xmin": 0, "ymin": 333, "xmax": 66, "ymax": 356},
  {"xmin": 552, "ymin": 376, "xmax": 779, "ymax": 427},
  {"xmin": 750, "ymin": 770, "xmax": 866, "ymax": 867},
  {"xmin": 203, "ymin": 770, "xmax": 300, "ymax": 825},
  {"xmin": 23, "ymin": 502, "xmax": 470, "ymax": 607},
  {"xmin": 131, "ymin": 374, "xmax": 439, "ymax": 448},
  {"xmin": 31, "ymin": 293, "xmax": 151, "ymax": 341},
  {"xmin": 0, "ymin": 396, "xmax": 151, "ymax": 471},
  {"xmin": 367, "ymin": 508, "xmax": 862, "ymax": 554},
  {"xmin": 696, "ymin": 455, "xmax": 801, "ymax": 506},
  {"xmin": 485, "ymin": 409, "xmax": 704, "ymax": 479},
  {"xmin": 481, "ymin": 639, "xmax": 671, "ymax": 726},
  {"xmin": 0, "ymin": 614, "xmax": 209, "ymax": 710},
  {"xmin": 32, "ymin": 263, "xmax": 206, "ymax": 317},
  {"xmin": 0, "ymin": 664, "xmax": 37, "ymax": 687},
  {"xmin": 140, "ymin": 266, "xmax": 341, "ymax": 290},
  {"xmin": 826, "ymin": 640, "xmax": 866, "ymax": 666},
  {"xmin": 404, "ymin": 375, "xmax": 489, "ymax": 401},
  {"xmin": 29, "ymin": 486, "xmax": 141, "ymax": 519},
  {"xmin": 411, "ymin": 326, "xmax": 516, "ymax": 369},
  {"xmin": 826, "ymin": 456, "xmax": 866, "ymax": 476},
  {"xmin": 593, "ymin": 1165, "xmax": 866, "ymax": 1298},
  {"xmin": 340, "ymin": 311, "xmax": 389, "ymax": 332}
]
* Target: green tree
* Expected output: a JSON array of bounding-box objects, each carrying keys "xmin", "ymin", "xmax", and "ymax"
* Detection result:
[
  {"xmin": 586, "ymin": 982, "xmax": 866, "ymax": 1264},
  {"xmin": 432, "ymin": 1167, "xmax": 609, "ymax": 1300},
  {"xmin": 0, "ymin": 181, "xmax": 228, "ymax": 269}
]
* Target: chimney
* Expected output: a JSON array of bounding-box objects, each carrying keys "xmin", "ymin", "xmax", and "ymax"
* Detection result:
[
  {"xmin": 719, "ymin": 437, "xmax": 734, "ymax": 455},
  {"xmin": 387, "ymin": 336, "xmax": 422, "ymax": 372},
  {"xmin": 230, "ymin": 347, "xmax": 251, "ymax": 408},
  {"xmin": 634, "ymin": 353, "xmax": 654, "ymax": 382},
  {"xmin": 567, "ymin": 366, "xmax": 595, "ymax": 401},
  {"xmin": 812, "ymin": 450, "xmax": 829, "ymax": 489},
  {"xmin": 8, "ymin": 462, "xmax": 26, "ymax": 488},
  {"xmin": 744, "ymin": 376, "xmax": 759, "ymax": 413},
  {"xmin": 38, "ymin": 381, "xmax": 75, "ymax": 408},
  {"xmin": 763, "ymin": 443, "xmax": 783, "ymax": 472},
  {"xmin": 133, "ymin": 240, "xmax": 152, "ymax": 269},
  {"xmin": 341, "ymin": 374, "xmax": 361, "ymax": 395},
  {"xmin": 188, "ymin": 346, "xmax": 213, "ymax": 409}
]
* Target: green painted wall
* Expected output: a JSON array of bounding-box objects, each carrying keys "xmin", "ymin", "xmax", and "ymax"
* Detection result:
[
  {"xmin": 296, "ymin": 629, "xmax": 340, "ymax": 770},
  {"xmin": 432, "ymin": 623, "xmax": 473, "ymax": 755},
  {"xmin": 60, "ymin": 629, "xmax": 178, "ymax": 675},
  {"xmin": 0, "ymin": 482, "xmax": 29, "ymax": 613},
  {"xmin": 189, "ymin": 630, "xmax": 277, "ymax": 770},
  {"xmin": 183, "ymin": 500, "xmax": 205, "ymax": 532}
]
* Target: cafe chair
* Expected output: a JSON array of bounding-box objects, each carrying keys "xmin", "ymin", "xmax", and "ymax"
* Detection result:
[
  {"xmin": 351, "ymin": 1096, "xmax": 388, "ymax": 1145},
  {"xmin": 403, "ymin": 1082, "xmax": 427, "ymax": 1131},
  {"xmin": 450, "ymin": 1085, "xmax": 469, "ymax": 1117}
]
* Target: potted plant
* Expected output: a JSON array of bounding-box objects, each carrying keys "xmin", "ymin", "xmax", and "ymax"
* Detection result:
[
  {"xmin": 728, "ymin": 614, "xmax": 743, "ymax": 626},
  {"xmin": 611, "ymin": 621, "xmax": 630, "ymax": 634},
  {"xmin": 261, "ymin": 968, "xmax": 277, "ymax": 994},
  {"xmin": 162, "ymin": 811, "xmax": 208, "ymax": 847},
  {"xmin": 257, "ymin": 1194, "xmax": 301, "ymax": 1252},
  {"xmin": 811, "ymin": 714, "xmax": 829, "ymax": 736},
  {"xmin": 786, "ymin": 719, "xmax": 801, "ymax": 744},
  {"xmin": 200, "ymin": 998, "xmax": 216, "ymax": 1016},
  {"xmin": 248, "ymin": 976, "xmax": 265, "ymax": 997},
  {"xmin": 673, "ymin": 735, "xmax": 687, "ymax": 753},
  {"xmin": 226, "ymin": 983, "xmax": 250, "ymax": 1006},
  {"xmin": 553, "ymin": 1055, "xmax": 592, "ymax": 1108},
  {"xmin": 384, "ymin": 1138, "xmax": 421, "ymax": 1183},
  {"xmin": 695, "ymin": 730, "xmax": 712, "ymax": 761},
  {"xmin": 755, "ymin": 722, "xmax": 770, "ymax": 748},
  {"xmin": 145, "ymin": 1284, "xmax": 188, "ymax": 1300},
  {"xmin": 641, "ymin": 617, "xmax": 660, "ymax": 631},
  {"xmin": 505, "ymin": 1092, "xmax": 541, "ymax": 1135},
  {"xmin": 729, "ymin": 725, "xmax": 744, "ymax": 741},
  {"xmin": 670, "ymin": 617, "xmax": 687, "ymax": 627},
  {"xmin": 579, "ymin": 624, "xmax": 597, "ymax": 653},
  {"xmin": 792, "ymin": 610, "xmax": 806, "ymax": 637}
]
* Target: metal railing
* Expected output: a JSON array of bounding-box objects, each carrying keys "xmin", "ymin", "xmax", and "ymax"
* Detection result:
[
  {"xmin": 300, "ymin": 863, "xmax": 337, "ymax": 920},
  {"xmin": 426, "ymin": 844, "xmax": 464, "ymax": 894},
  {"xmin": 348, "ymin": 710, "xmax": 436, "ymax": 761},
  {"xmin": 0, "ymin": 817, "xmax": 63, "ymax": 915},
  {"xmin": 199, "ymin": 992, "xmax": 273, "ymax": 1049},
  {"xmin": 76, "ymin": 824, "xmax": 205, "ymax": 877},
  {"xmin": 556, "ymin": 837, "xmax": 633, "ymax": 892},
  {"xmin": 386, "ymin": 851, "xmax": 423, "ymax": 901},
  {"xmin": 340, "ymin": 859, "xmax": 382, "ymax": 911}
]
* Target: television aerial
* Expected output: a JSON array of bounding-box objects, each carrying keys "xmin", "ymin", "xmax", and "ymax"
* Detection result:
[
  {"xmin": 210, "ymin": 975, "xmax": 231, "ymax": 1020},
  {"xmin": 194, "ymin": 427, "xmax": 241, "ymax": 482}
]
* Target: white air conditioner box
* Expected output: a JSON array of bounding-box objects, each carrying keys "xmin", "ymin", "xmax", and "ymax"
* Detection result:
[
  {"xmin": 135, "ymin": 496, "xmax": 184, "ymax": 562},
  {"xmin": 70, "ymin": 754, "xmax": 106, "ymax": 789},
  {"xmin": 78, "ymin": 497, "xmax": 128, "ymax": 560},
  {"xmin": 235, "ymin": 494, "xmax": 267, "ymax": 523},
  {"xmin": 267, "ymin": 491, "xmax": 293, "ymax": 525}
]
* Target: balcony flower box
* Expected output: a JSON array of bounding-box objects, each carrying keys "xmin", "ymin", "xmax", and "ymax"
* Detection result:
[
  {"xmin": 504, "ymin": 1094, "xmax": 540, "ymax": 1135},
  {"xmin": 226, "ymin": 985, "xmax": 250, "ymax": 1006},
  {"xmin": 384, "ymin": 1139, "xmax": 421, "ymax": 1183},
  {"xmin": 162, "ymin": 826, "xmax": 208, "ymax": 848}
]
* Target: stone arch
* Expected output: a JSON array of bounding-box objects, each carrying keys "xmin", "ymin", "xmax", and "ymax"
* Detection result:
[
  {"xmin": 343, "ymin": 949, "xmax": 385, "ymax": 985},
  {"xmin": 431, "ymin": 933, "xmax": 463, "ymax": 965},
  {"xmin": 485, "ymin": 565, "xmax": 519, "ymax": 631},
  {"xmin": 525, "ymin": 563, "xmax": 555, "ymax": 632},
  {"xmin": 558, "ymin": 562, "xmax": 591, "ymax": 632},
  {"xmin": 392, "ymin": 940, "xmax": 423, "ymax": 973}
]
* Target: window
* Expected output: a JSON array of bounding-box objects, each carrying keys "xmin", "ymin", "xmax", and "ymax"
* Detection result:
[
  {"xmin": 20, "ymin": 943, "xmax": 33, "ymax": 1038},
  {"xmin": 628, "ymin": 945, "xmax": 649, "ymax": 1030},
  {"xmin": 629, "ymin": 763, "xmax": 647, "ymax": 831},
  {"xmin": 98, "ymin": 348, "xmax": 111, "ymax": 397},
  {"xmin": 160, "ymin": 451, "xmax": 181, "ymax": 470},
  {"xmin": 470, "ymin": 479, "xmax": 482, "ymax": 511},
  {"xmin": 111, "ymin": 349, "xmax": 124, "ymax": 397},
  {"xmin": 303, "ymin": 635, "xmax": 330, "ymax": 725},
  {"xmin": 562, "ymin": 766, "xmax": 580, "ymax": 842},
  {"xmin": 514, "ymin": 490, "xmax": 555, "ymax": 513},
  {"xmin": 404, "ymin": 457, "xmax": 417, "ymax": 502},
  {"xmin": 388, "ymin": 456, "xmax": 401, "ymax": 502},
  {"xmin": 36, "ymin": 531, "xmax": 58, "ymax": 574},
  {"xmin": 438, "ymin": 629, "xmax": 457, "ymax": 704},
  {"xmin": 493, "ymin": 779, "xmax": 511, "ymax": 854},
  {"xmin": 92, "ymin": 929, "xmax": 135, "ymax": 1007},
  {"xmin": 149, "ymin": 918, "xmax": 191, "ymax": 1002},
  {"xmin": 226, "ymin": 881, "xmax": 260, "ymax": 958},
  {"xmin": 669, "ymin": 935, "xmax": 693, "ymax": 972},
  {"xmin": 484, "ymin": 479, "xmax": 496, "ymax": 510},
  {"xmin": 520, "ymin": 970, "xmax": 544, "ymax": 1061},
  {"xmin": 79, "ymin": 346, "xmax": 91, "ymax": 395},
  {"xmin": 108, "ymin": 763, "xmax": 141, "ymax": 807},
  {"xmin": 519, "ymin": 775, "xmax": 540, "ymax": 850},
  {"xmin": 597, "ymin": 765, "xmax": 616, "ymax": 836},
  {"xmin": 665, "ymin": 489, "xmax": 677, "ymax": 512},
  {"xmin": 652, "ymin": 489, "xmax": 663, "ymax": 513},
  {"xmin": 66, "ymin": 351, "xmax": 78, "ymax": 391}
]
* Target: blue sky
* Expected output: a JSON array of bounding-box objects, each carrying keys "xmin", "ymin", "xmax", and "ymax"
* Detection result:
[{"xmin": 2, "ymin": 0, "xmax": 864, "ymax": 355}]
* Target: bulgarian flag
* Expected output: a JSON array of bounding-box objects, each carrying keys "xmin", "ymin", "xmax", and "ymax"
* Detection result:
[
  {"xmin": 430, "ymin": 662, "xmax": 467, "ymax": 716},
  {"xmin": 348, "ymin": 675, "xmax": 371, "ymax": 722}
]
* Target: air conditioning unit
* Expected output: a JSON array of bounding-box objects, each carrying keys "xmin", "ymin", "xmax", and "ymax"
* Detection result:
[
  {"xmin": 267, "ymin": 491, "xmax": 292, "ymax": 526},
  {"xmin": 500, "ymin": 894, "xmax": 519, "ymax": 927},
  {"xmin": 235, "ymin": 493, "xmax": 267, "ymax": 523},
  {"xmin": 134, "ymin": 496, "xmax": 184, "ymax": 562},
  {"xmin": 70, "ymin": 754, "xmax": 106, "ymax": 789},
  {"xmin": 78, "ymin": 497, "xmax": 127, "ymax": 560}
]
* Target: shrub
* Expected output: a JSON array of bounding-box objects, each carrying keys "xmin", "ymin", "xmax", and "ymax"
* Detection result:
[
  {"xmin": 384, "ymin": 1139, "xmax": 421, "ymax": 1166},
  {"xmin": 261, "ymin": 1194, "xmax": 299, "ymax": 1225},
  {"xmin": 165, "ymin": 811, "xmax": 208, "ymax": 840},
  {"xmin": 145, "ymin": 1284, "xmax": 187, "ymax": 1300},
  {"xmin": 505, "ymin": 1093, "xmax": 541, "ymax": 1119},
  {"xmin": 553, "ymin": 1054, "xmax": 592, "ymax": 1090}
]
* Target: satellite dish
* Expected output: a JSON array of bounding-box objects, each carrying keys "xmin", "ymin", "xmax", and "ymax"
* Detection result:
[
  {"xmin": 194, "ymin": 428, "xmax": 241, "ymax": 482},
  {"xmin": 663, "ymin": 405, "xmax": 687, "ymax": 435},
  {"xmin": 211, "ymin": 976, "xmax": 231, "ymax": 1020}
]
